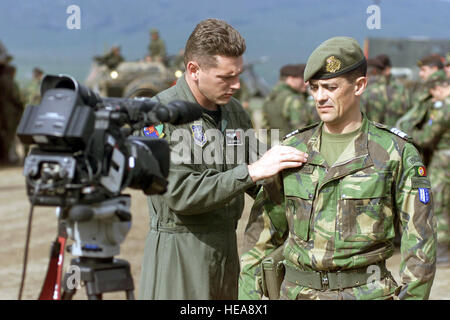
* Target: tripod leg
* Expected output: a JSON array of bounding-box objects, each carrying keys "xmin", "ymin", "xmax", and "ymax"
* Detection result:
[
  {"xmin": 87, "ymin": 293, "xmax": 102, "ymax": 300},
  {"xmin": 61, "ymin": 288, "xmax": 76, "ymax": 300},
  {"xmin": 126, "ymin": 290, "xmax": 135, "ymax": 300}
]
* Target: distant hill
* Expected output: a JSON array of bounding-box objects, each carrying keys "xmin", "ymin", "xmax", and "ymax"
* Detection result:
[{"xmin": 1, "ymin": 0, "xmax": 449, "ymax": 87}]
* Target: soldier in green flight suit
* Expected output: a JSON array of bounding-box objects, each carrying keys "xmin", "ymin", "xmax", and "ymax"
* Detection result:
[
  {"xmin": 409, "ymin": 79, "xmax": 450, "ymax": 266},
  {"xmin": 239, "ymin": 36, "xmax": 437, "ymax": 300},
  {"xmin": 138, "ymin": 18, "xmax": 308, "ymax": 300}
]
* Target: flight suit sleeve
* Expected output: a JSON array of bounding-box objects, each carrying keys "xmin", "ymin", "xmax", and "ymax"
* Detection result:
[
  {"xmin": 161, "ymin": 123, "xmax": 256, "ymax": 215},
  {"xmin": 396, "ymin": 142, "xmax": 437, "ymax": 300},
  {"xmin": 238, "ymin": 175, "xmax": 288, "ymax": 300}
]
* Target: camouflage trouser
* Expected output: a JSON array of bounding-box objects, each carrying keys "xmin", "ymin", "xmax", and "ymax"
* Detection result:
[{"xmin": 280, "ymin": 272, "xmax": 400, "ymax": 300}]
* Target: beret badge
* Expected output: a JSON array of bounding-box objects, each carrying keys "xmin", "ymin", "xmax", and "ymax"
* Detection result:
[{"xmin": 325, "ymin": 55, "xmax": 341, "ymax": 73}]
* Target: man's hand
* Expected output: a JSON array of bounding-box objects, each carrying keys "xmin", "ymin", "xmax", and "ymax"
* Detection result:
[{"xmin": 247, "ymin": 145, "xmax": 308, "ymax": 182}]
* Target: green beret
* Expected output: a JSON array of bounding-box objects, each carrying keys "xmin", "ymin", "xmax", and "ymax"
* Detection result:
[
  {"xmin": 304, "ymin": 36, "xmax": 366, "ymax": 82},
  {"xmin": 150, "ymin": 29, "xmax": 159, "ymax": 35}
]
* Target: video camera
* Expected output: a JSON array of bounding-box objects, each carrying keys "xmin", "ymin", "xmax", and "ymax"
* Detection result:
[{"xmin": 15, "ymin": 74, "xmax": 202, "ymax": 299}]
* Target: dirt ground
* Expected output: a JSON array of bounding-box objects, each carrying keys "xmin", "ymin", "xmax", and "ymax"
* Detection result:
[{"xmin": 0, "ymin": 165, "xmax": 449, "ymax": 300}]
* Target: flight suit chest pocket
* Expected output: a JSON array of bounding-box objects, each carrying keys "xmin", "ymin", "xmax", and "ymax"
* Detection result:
[
  {"xmin": 283, "ymin": 165, "xmax": 317, "ymax": 242},
  {"xmin": 339, "ymin": 170, "xmax": 394, "ymax": 242}
]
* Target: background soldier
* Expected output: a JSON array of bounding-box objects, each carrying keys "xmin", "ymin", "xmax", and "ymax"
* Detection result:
[
  {"xmin": 262, "ymin": 64, "xmax": 318, "ymax": 144},
  {"xmin": 24, "ymin": 67, "xmax": 44, "ymax": 106},
  {"xmin": 147, "ymin": 28, "xmax": 166, "ymax": 63},
  {"xmin": 361, "ymin": 55, "xmax": 409, "ymax": 127},
  {"xmin": 94, "ymin": 45, "xmax": 124, "ymax": 70},
  {"xmin": 239, "ymin": 37, "xmax": 436, "ymax": 300},
  {"xmin": 409, "ymin": 79, "xmax": 450, "ymax": 266},
  {"xmin": 0, "ymin": 41, "xmax": 24, "ymax": 165},
  {"xmin": 396, "ymin": 54, "xmax": 447, "ymax": 166},
  {"xmin": 444, "ymin": 53, "xmax": 450, "ymax": 79},
  {"xmin": 138, "ymin": 18, "xmax": 307, "ymax": 300}
]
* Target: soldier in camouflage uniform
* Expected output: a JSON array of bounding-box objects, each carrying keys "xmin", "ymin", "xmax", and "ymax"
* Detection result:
[
  {"xmin": 262, "ymin": 64, "xmax": 318, "ymax": 145},
  {"xmin": 148, "ymin": 29, "xmax": 167, "ymax": 63},
  {"xmin": 398, "ymin": 54, "xmax": 446, "ymax": 135},
  {"xmin": 0, "ymin": 42, "xmax": 24, "ymax": 164},
  {"xmin": 94, "ymin": 45, "xmax": 124, "ymax": 70},
  {"xmin": 239, "ymin": 37, "xmax": 436, "ymax": 300},
  {"xmin": 138, "ymin": 19, "xmax": 308, "ymax": 300},
  {"xmin": 409, "ymin": 79, "xmax": 450, "ymax": 266},
  {"xmin": 361, "ymin": 55, "xmax": 409, "ymax": 128},
  {"xmin": 396, "ymin": 67, "xmax": 447, "ymax": 166},
  {"xmin": 24, "ymin": 67, "xmax": 44, "ymax": 106},
  {"xmin": 444, "ymin": 53, "xmax": 450, "ymax": 79}
]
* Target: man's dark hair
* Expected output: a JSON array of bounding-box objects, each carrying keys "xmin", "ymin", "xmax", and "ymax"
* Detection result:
[
  {"xmin": 279, "ymin": 64, "xmax": 306, "ymax": 80},
  {"xmin": 376, "ymin": 54, "xmax": 392, "ymax": 69},
  {"xmin": 418, "ymin": 54, "xmax": 444, "ymax": 69},
  {"xmin": 342, "ymin": 59, "xmax": 367, "ymax": 83},
  {"xmin": 184, "ymin": 18, "xmax": 246, "ymax": 69}
]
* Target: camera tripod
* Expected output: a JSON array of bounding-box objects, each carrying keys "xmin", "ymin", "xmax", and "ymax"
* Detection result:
[
  {"xmin": 37, "ymin": 197, "xmax": 135, "ymax": 300},
  {"xmin": 61, "ymin": 256, "xmax": 135, "ymax": 300}
]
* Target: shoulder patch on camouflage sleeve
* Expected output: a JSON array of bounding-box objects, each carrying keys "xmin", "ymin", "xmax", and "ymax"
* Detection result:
[{"xmin": 282, "ymin": 122, "xmax": 319, "ymax": 141}]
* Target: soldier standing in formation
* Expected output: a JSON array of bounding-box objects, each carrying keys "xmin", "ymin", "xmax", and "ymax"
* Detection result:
[
  {"xmin": 239, "ymin": 36, "xmax": 436, "ymax": 300},
  {"xmin": 262, "ymin": 64, "xmax": 318, "ymax": 145},
  {"xmin": 396, "ymin": 54, "xmax": 447, "ymax": 166},
  {"xmin": 408, "ymin": 78, "xmax": 450, "ymax": 266},
  {"xmin": 138, "ymin": 18, "xmax": 308, "ymax": 300},
  {"xmin": 361, "ymin": 54, "xmax": 409, "ymax": 128}
]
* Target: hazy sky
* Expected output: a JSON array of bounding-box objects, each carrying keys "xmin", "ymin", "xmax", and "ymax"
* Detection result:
[{"xmin": 1, "ymin": 0, "xmax": 449, "ymax": 86}]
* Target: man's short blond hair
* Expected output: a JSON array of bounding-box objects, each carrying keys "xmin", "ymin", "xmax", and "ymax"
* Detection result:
[{"xmin": 184, "ymin": 18, "xmax": 246, "ymax": 69}]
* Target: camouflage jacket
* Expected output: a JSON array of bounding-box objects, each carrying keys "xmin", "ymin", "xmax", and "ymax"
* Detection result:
[
  {"xmin": 396, "ymin": 92, "xmax": 435, "ymax": 166},
  {"xmin": 410, "ymin": 97, "xmax": 450, "ymax": 173},
  {"xmin": 262, "ymin": 82, "xmax": 318, "ymax": 139},
  {"xmin": 361, "ymin": 75, "xmax": 409, "ymax": 128},
  {"xmin": 239, "ymin": 116, "xmax": 436, "ymax": 300}
]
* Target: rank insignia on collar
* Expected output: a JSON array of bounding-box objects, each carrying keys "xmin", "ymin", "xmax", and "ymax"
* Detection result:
[
  {"xmin": 326, "ymin": 55, "xmax": 341, "ymax": 73},
  {"xmin": 143, "ymin": 124, "xmax": 164, "ymax": 138},
  {"xmin": 191, "ymin": 122, "xmax": 207, "ymax": 147}
]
